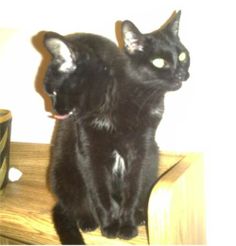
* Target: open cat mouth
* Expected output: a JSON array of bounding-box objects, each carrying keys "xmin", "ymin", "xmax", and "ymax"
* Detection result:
[
  {"xmin": 53, "ymin": 114, "xmax": 71, "ymax": 120},
  {"xmin": 52, "ymin": 110, "xmax": 74, "ymax": 120}
]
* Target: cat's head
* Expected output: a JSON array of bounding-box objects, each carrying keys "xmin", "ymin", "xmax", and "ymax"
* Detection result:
[
  {"xmin": 43, "ymin": 32, "xmax": 104, "ymax": 119},
  {"xmin": 121, "ymin": 11, "xmax": 190, "ymax": 91}
]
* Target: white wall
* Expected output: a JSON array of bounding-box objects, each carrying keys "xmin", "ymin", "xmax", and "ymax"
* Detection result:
[{"xmin": 0, "ymin": 0, "xmax": 235, "ymax": 151}]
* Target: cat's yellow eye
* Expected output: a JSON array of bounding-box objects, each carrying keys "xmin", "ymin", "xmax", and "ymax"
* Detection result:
[
  {"xmin": 152, "ymin": 58, "xmax": 166, "ymax": 68},
  {"xmin": 179, "ymin": 52, "xmax": 187, "ymax": 62}
]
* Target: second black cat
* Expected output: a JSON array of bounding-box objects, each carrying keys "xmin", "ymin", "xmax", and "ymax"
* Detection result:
[{"xmin": 42, "ymin": 11, "xmax": 190, "ymax": 244}]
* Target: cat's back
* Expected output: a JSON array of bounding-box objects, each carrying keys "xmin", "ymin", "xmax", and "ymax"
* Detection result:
[{"xmin": 66, "ymin": 33, "xmax": 123, "ymax": 63}]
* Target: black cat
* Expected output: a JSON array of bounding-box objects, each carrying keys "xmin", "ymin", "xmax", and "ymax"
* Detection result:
[{"xmin": 42, "ymin": 11, "xmax": 190, "ymax": 244}]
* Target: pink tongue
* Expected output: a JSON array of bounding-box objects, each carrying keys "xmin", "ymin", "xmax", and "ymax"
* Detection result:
[{"xmin": 53, "ymin": 114, "xmax": 70, "ymax": 120}]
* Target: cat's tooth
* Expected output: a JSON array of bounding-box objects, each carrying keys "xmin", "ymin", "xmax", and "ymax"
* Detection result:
[{"xmin": 179, "ymin": 52, "xmax": 186, "ymax": 62}]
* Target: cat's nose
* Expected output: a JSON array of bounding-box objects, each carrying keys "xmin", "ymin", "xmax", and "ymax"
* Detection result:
[{"xmin": 175, "ymin": 71, "xmax": 189, "ymax": 81}]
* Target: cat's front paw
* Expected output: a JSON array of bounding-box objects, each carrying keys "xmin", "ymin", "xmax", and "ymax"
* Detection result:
[
  {"xmin": 78, "ymin": 217, "xmax": 98, "ymax": 232},
  {"xmin": 135, "ymin": 210, "xmax": 146, "ymax": 225},
  {"xmin": 118, "ymin": 225, "xmax": 138, "ymax": 240},
  {"xmin": 101, "ymin": 221, "xmax": 119, "ymax": 239}
]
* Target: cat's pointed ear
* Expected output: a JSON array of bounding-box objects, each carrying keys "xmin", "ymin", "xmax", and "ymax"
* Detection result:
[
  {"xmin": 163, "ymin": 11, "xmax": 181, "ymax": 37},
  {"xmin": 44, "ymin": 32, "xmax": 76, "ymax": 72},
  {"xmin": 121, "ymin": 20, "xmax": 144, "ymax": 54}
]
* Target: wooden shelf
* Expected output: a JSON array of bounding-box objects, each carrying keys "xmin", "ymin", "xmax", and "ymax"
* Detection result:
[
  {"xmin": 0, "ymin": 142, "xmax": 184, "ymax": 244},
  {"xmin": 148, "ymin": 153, "xmax": 206, "ymax": 244}
]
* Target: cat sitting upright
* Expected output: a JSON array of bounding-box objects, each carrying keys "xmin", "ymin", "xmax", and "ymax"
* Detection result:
[{"xmin": 42, "ymin": 11, "xmax": 190, "ymax": 244}]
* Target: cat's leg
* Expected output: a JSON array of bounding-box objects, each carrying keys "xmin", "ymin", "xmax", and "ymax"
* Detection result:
[
  {"xmin": 82, "ymin": 160, "xmax": 120, "ymax": 238},
  {"xmin": 52, "ymin": 162, "xmax": 98, "ymax": 234},
  {"xmin": 135, "ymin": 142, "xmax": 159, "ymax": 226},
  {"xmin": 76, "ymin": 198, "xmax": 98, "ymax": 232},
  {"xmin": 75, "ymin": 130, "xmax": 120, "ymax": 238},
  {"xmin": 51, "ymin": 142, "xmax": 97, "ymax": 241},
  {"xmin": 52, "ymin": 203, "xmax": 85, "ymax": 245},
  {"xmin": 118, "ymin": 140, "xmax": 158, "ymax": 239},
  {"xmin": 118, "ymin": 166, "xmax": 143, "ymax": 239}
]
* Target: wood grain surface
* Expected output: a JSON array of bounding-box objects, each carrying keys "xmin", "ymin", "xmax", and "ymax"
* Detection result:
[
  {"xmin": 148, "ymin": 153, "xmax": 206, "ymax": 244},
  {"xmin": 0, "ymin": 142, "xmax": 184, "ymax": 244}
]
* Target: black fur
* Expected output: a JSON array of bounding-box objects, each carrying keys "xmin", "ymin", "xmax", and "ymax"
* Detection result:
[{"xmin": 42, "ymin": 11, "xmax": 190, "ymax": 244}]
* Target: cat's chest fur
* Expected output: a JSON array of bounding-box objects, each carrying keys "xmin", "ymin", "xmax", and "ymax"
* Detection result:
[
  {"xmin": 91, "ymin": 116, "xmax": 115, "ymax": 132},
  {"xmin": 90, "ymin": 107, "xmax": 163, "ymax": 132},
  {"xmin": 112, "ymin": 150, "xmax": 125, "ymax": 175}
]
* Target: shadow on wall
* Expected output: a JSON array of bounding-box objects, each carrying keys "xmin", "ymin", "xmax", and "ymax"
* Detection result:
[
  {"xmin": 32, "ymin": 32, "xmax": 53, "ymax": 114},
  {"xmin": 115, "ymin": 20, "xmax": 124, "ymax": 49},
  {"xmin": 32, "ymin": 32, "xmax": 57, "ymax": 189}
]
